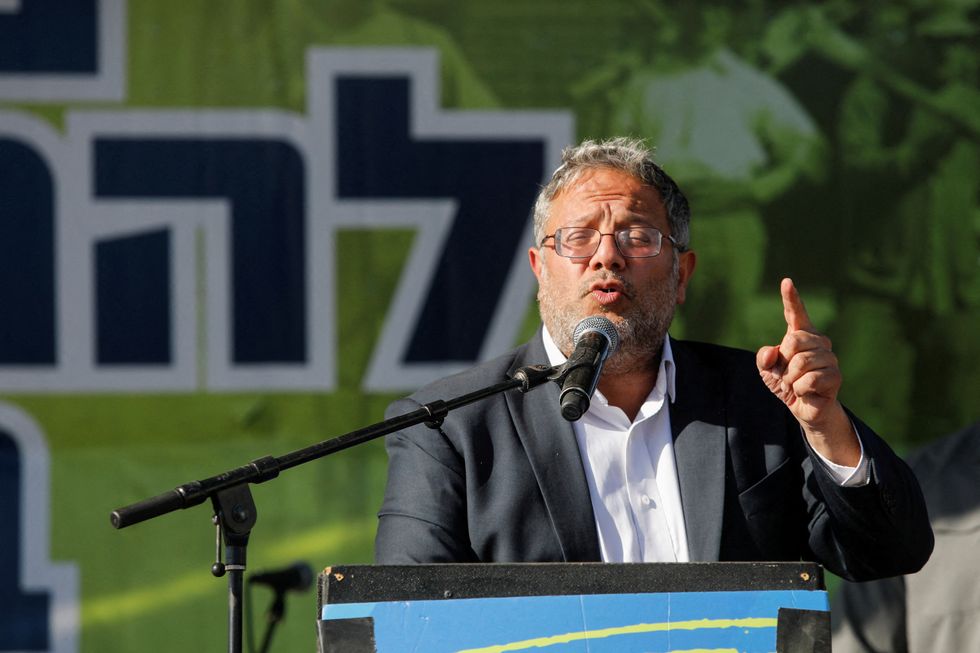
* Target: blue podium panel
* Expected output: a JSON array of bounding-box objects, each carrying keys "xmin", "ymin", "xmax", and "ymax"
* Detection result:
[
  {"xmin": 317, "ymin": 563, "xmax": 830, "ymax": 653},
  {"xmin": 322, "ymin": 589, "xmax": 828, "ymax": 652}
]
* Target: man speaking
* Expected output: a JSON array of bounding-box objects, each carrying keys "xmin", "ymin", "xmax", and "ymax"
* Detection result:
[{"xmin": 374, "ymin": 137, "xmax": 932, "ymax": 580}]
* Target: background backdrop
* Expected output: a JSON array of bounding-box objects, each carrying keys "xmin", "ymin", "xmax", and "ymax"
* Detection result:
[{"xmin": 2, "ymin": 1, "xmax": 978, "ymax": 651}]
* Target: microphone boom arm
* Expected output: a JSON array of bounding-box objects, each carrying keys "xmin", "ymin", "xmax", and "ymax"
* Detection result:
[
  {"xmin": 109, "ymin": 361, "xmax": 563, "ymax": 653},
  {"xmin": 111, "ymin": 362, "xmax": 563, "ymax": 529}
]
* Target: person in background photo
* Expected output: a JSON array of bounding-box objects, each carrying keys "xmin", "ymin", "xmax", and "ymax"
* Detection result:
[{"xmin": 833, "ymin": 420, "xmax": 980, "ymax": 653}]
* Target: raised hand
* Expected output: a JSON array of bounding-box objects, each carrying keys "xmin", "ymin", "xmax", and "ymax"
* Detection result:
[{"xmin": 757, "ymin": 278, "xmax": 860, "ymax": 465}]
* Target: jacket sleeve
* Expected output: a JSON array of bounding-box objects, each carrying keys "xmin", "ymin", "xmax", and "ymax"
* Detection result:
[
  {"xmin": 801, "ymin": 411, "xmax": 933, "ymax": 581},
  {"xmin": 374, "ymin": 397, "xmax": 476, "ymax": 564}
]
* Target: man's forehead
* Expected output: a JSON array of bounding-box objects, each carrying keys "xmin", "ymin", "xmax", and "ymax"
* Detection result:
[
  {"xmin": 550, "ymin": 168, "xmax": 667, "ymax": 224},
  {"xmin": 560, "ymin": 209, "xmax": 660, "ymax": 227},
  {"xmin": 556, "ymin": 168, "xmax": 661, "ymax": 202}
]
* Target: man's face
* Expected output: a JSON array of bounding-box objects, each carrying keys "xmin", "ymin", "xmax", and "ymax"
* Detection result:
[{"xmin": 528, "ymin": 167, "xmax": 695, "ymax": 371}]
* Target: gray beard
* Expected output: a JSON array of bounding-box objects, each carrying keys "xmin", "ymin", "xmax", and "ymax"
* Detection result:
[{"xmin": 538, "ymin": 260, "xmax": 678, "ymax": 375}]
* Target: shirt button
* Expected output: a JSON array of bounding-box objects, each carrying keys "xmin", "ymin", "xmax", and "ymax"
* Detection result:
[{"xmin": 641, "ymin": 494, "xmax": 652, "ymax": 507}]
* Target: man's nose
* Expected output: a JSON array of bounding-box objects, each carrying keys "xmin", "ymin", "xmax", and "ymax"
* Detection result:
[{"xmin": 590, "ymin": 232, "xmax": 625, "ymax": 270}]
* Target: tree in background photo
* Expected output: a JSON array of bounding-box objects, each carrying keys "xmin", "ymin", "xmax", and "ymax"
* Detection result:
[{"xmin": 763, "ymin": 1, "xmax": 980, "ymax": 447}]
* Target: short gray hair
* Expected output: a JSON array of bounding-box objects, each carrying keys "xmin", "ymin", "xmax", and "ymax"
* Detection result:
[{"xmin": 532, "ymin": 137, "xmax": 690, "ymax": 250}]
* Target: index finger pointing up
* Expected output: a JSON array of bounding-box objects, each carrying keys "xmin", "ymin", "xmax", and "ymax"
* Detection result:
[{"xmin": 781, "ymin": 277, "xmax": 814, "ymax": 333}]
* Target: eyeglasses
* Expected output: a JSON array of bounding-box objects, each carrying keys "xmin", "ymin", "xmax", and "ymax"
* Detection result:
[{"xmin": 540, "ymin": 226, "xmax": 680, "ymax": 259}]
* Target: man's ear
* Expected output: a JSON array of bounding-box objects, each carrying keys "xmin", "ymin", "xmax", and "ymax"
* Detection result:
[
  {"xmin": 675, "ymin": 250, "xmax": 696, "ymax": 304},
  {"xmin": 528, "ymin": 246, "xmax": 543, "ymax": 282}
]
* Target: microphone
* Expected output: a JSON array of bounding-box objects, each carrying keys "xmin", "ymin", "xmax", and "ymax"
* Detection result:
[
  {"xmin": 248, "ymin": 561, "xmax": 313, "ymax": 593},
  {"xmin": 559, "ymin": 316, "xmax": 619, "ymax": 421}
]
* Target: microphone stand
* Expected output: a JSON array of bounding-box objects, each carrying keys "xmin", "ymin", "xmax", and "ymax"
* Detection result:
[
  {"xmin": 256, "ymin": 588, "xmax": 286, "ymax": 653},
  {"xmin": 110, "ymin": 363, "xmax": 566, "ymax": 653}
]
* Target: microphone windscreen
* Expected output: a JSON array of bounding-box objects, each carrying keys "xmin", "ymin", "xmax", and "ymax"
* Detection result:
[{"xmin": 572, "ymin": 315, "xmax": 619, "ymax": 353}]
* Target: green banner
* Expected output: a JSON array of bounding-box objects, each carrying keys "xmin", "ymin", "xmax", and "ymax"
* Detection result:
[{"xmin": 0, "ymin": 1, "xmax": 976, "ymax": 651}]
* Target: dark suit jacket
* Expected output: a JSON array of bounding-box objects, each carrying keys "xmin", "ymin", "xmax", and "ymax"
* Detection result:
[{"xmin": 375, "ymin": 334, "xmax": 933, "ymax": 581}]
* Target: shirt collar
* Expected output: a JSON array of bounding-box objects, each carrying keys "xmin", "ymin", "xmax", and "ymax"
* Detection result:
[{"xmin": 541, "ymin": 324, "xmax": 677, "ymax": 404}]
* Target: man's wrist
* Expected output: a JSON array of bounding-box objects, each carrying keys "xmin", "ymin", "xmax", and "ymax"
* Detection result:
[
  {"xmin": 802, "ymin": 417, "xmax": 870, "ymax": 487},
  {"xmin": 801, "ymin": 402, "xmax": 862, "ymax": 467}
]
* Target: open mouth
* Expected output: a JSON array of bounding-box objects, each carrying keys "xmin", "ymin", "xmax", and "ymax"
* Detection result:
[
  {"xmin": 591, "ymin": 286, "xmax": 623, "ymax": 305},
  {"xmin": 583, "ymin": 275, "xmax": 630, "ymax": 306}
]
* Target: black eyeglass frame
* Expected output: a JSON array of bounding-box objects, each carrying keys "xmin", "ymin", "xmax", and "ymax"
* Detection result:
[{"xmin": 539, "ymin": 226, "xmax": 684, "ymax": 259}]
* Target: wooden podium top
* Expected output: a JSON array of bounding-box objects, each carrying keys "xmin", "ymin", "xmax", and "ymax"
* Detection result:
[{"xmin": 319, "ymin": 561, "xmax": 824, "ymax": 604}]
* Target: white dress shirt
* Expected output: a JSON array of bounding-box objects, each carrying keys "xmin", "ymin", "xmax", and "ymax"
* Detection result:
[{"xmin": 541, "ymin": 326, "xmax": 868, "ymax": 563}]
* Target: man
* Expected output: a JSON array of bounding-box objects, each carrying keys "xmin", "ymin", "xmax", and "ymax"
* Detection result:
[{"xmin": 375, "ymin": 138, "xmax": 932, "ymax": 580}]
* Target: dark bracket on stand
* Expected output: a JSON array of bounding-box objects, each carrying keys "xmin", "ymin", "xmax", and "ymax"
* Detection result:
[{"xmin": 211, "ymin": 484, "xmax": 257, "ymax": 653}]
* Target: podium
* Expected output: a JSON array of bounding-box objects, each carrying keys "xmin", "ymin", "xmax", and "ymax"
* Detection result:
[{"xmin": 317, "ymin": 562, "xmax": 830, "ymax": 653}]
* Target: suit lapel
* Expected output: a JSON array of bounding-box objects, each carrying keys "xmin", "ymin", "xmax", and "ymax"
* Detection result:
[
  {"xmin": 669, "ymin": 339, "xmax": 728, "ymax": 561},
  {"xmin": 505, "ymin": 335, "xmax": 601, "ymax": 562}
]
